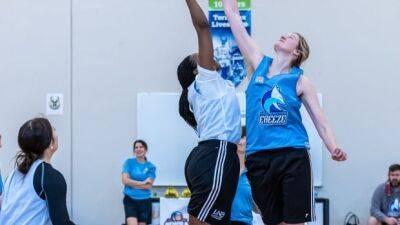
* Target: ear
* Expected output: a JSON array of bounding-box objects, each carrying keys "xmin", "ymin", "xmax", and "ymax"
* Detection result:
[
  {"xmin": 193, "ymin": 68, "xmax": 198, "ymax": 76},
  {"xmin": 49, "ymin": 137, "xmax": 55, "ymax": 150},
  {"xmin": 293, "ymin": 49, "xmax": 301, "ymax": 58}
]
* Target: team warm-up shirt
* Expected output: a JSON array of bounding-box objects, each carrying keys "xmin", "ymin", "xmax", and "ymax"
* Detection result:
[
  {"xmin": 122, "ymin": 158, "xmax": 156, "ymax": 200},
  {"xmin": 370, "ymin": 183, "xmax": 400, "ymax": 221}
]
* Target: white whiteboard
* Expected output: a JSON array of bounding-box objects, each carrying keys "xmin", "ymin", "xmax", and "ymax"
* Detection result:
[{"xmin": 137, "ymin": 92, "xmax": 323, "ymax": 186}]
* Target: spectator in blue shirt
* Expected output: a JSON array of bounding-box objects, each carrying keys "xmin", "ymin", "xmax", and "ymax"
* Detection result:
[{"xmin": 122, "ymin": 140, "xmax": 156, "ymax": 225}]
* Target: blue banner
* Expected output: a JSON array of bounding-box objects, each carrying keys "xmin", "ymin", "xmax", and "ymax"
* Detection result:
[{"xmin": 209, "ymin": 5, "xmax": 251, "ymax": 86}]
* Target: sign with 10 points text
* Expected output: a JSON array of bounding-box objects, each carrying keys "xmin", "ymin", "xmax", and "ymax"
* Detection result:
[{"xmin": 209, "ymin": 0, "xmax": 251, "ymax": 10}]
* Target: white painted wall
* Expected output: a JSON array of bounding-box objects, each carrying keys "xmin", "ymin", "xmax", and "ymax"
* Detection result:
[
  {"xmin": 0, "ymin": 0, "xmax": 399, "ymax": 224},
  {"xmin": 0, "ymin": 0, "xmax": 72, "ymax": 211}
]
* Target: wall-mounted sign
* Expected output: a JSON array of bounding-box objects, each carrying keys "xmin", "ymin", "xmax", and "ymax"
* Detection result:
[{"xmin": 46, "ymin": 93, "xmax": 63, "ymax": 115}]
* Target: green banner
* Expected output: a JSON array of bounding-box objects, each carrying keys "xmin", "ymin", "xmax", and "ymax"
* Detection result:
[{"xmin": 209, "ymin": 0, "xmax": 251, "ymax": 11}]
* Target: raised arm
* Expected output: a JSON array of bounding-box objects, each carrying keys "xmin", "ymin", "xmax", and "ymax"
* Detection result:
[
  {"xmin": 186, "ymin": 0, "xmax": 215, "ymax": 70},
  {"xmin": 298, "ymin": 76, "xmax": 347, "ymax": 161},
  {"xmin": 222, "ymin": 0, "xmax": 263, "ymax": 70}
]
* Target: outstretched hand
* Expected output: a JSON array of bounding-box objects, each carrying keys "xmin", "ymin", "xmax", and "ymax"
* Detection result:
[{"xmin": 331, "ymin": 147, "xmax": 347, "ymax": 161}]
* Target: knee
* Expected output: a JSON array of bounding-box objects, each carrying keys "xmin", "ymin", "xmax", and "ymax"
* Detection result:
[{"xmin": 368, "ymin": 216, "xmax": 381, "ymax": 225}]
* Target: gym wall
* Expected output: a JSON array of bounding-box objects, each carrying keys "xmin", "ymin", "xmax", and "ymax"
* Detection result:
[{"xmin": 0, "ymin": 0, "xmax": 399, "ymax": 224}]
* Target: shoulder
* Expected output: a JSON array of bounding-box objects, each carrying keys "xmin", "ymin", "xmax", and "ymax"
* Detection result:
[
  {"xmin": 251, "ymin": 56, "xmax": 272, "ymax": 77},
  {"xmin": 197, "ymin": 65, "xmax": 219, "ymax": 78},
  {"xmin": 256, "ymin": 55, "xmax": 272, "ymax": 68},
  {"xmin": 195, "ymin": 65, "xmax": 224, "ymax": 84},
  {"xmin": 34, "ymin": 162, "xmax": 66, "ymax": 194},
  {"xmin": 297, "ymin": 74, "xmax": 311, "ymax": 84},
  {"xmin": 264, "ymin": 55, "xmax": 273, "ymax": 62},
  {"xmin": 124, "ymin": 158, "xmax": 135, "ymax": 165},
  {"xmin": 123, "ymin": 158, "xmax": 137, "ymax": 170},
  {"xmin": 146, "ymin": 161, "xmax": 156, "ymax": 169},
  {"xmin": 34, "ymin": 163, "xmax": 64, "ymax": 180},
  {"xmin": 296, "ymin": 75, "xmax": 316, "ymax": 95},
  {"xmin": 376, "ymin": 183, "xmax": 387, "ymax": 192},
  {"xmin": 43, "ymin": 163, "xmax": 66, "ymax": 185}
]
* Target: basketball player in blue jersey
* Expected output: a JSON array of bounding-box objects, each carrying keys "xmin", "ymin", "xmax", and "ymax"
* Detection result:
[
  {"xmin": 222, "ymin": 1, "xmax": 348, "ymax": 225},
  {"xmin": 176, "ymin": 1, "xmax": 242, "ymax": 225}
]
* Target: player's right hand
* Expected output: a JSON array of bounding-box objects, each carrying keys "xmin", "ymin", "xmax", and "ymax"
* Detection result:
[{"xmin": 331, "ymin": 147, "xmax": 347, "ymax": 161}]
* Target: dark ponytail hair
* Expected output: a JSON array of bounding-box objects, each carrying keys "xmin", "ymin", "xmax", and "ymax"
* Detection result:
[
  {"xmin": 16, "ymin": 118, "xmax": 53, "ymax": 174},
  {"xmin": 177, "ymin": 55, "xmax": 197, "ymax": 131}
]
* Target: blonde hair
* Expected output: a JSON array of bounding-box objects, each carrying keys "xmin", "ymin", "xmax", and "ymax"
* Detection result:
[{"xmin": 292, "ymin": 33, "xmax": 310, "ymax": 68}]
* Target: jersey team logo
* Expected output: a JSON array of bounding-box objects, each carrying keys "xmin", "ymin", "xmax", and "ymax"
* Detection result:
[
  {"xmin": 259, "ymin": 85, "xmax": 288, "ymax": 125},
  {"xmin": 388, "ymin": 198, "xmax": 400, "ymax": 217}
]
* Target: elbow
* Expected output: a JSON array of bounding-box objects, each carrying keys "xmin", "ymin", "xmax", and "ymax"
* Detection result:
[
  {"xmin": 121, "ymin": 177, "xmax": 128, "ymax": 186},
  {"xmin": 195, "ymin": 20, "xmax": 211, "ymax": 30}
]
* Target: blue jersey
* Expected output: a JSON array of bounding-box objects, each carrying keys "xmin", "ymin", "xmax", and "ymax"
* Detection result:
[
  {"xmin": 122, "ymin": 158, "xmax": 156, "ymax": 200},
  {"xmin": 231, "ymin": 171, "xmax": 253, "ymax": 225},
  {"xmin": 246, "ymin": 56, "xmax": 309, "ymax": 155}
]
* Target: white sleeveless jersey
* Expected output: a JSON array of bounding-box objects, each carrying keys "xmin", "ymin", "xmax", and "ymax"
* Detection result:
[{"xmin": 0, "ymin": 159, "xmax": 51, "ymax": 225}]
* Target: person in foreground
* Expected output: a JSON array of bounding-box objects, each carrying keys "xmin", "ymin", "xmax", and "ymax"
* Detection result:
[
  {"xmin": 222, "ymin": 0, "xmax": 348, "ymax": 224},
  {"xmin": 178, "ymin": 0, "xmax": 242, "ymax": 224},
  {"xmin": 0, "ymin": 118, "xmax": 75, "ymax": 225}
]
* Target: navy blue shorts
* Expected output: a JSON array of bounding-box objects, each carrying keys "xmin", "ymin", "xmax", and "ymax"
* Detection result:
[
  {"xmin": 246, "ymin": 148, "xmax": 315, "ymax": 225},
  {"xmin": 123, "ymin": 195, "xmax": 152, "ymax": 224},
  {"xmin": 185, "ymin": 140, "xmax": 240, "ymax": 225}
]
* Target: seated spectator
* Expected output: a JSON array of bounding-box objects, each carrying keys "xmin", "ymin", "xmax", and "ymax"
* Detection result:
[{"xmin": 369, "ymin": 164, "xmax": 400, "ymax": 225}]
